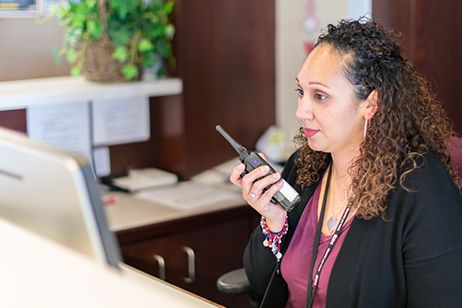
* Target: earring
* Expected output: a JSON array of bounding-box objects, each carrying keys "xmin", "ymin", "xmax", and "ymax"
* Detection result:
[{"xmin": 363, "ymin": 119, "xmax": 368, "ymax": 139}]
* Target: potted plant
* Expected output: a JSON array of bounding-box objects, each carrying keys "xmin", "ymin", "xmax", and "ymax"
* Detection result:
[{"xmin": 53, "ymin": 0, "xmax": 175, "ymax": 81}]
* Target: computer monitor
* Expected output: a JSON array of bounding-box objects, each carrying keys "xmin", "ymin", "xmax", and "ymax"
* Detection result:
[{"xmin": 0, "ymin": 127, "xmax": 121, "ymax": 267}]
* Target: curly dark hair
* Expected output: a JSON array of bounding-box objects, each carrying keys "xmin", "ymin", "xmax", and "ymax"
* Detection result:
[{"xmin": 294, "ymin": 19, "xmax": 461, "ymax": 219}]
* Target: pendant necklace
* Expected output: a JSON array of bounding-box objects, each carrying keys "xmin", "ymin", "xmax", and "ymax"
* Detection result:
[
  {"xmin": 326, "ymin": 207, "xmax": 343, "ymax": 234},
  {"xmin": 326, "ymin": 217, "xmax": 337, "ymax": 234},
  {"xmin": 325, "ymin": 171, "xmax": 346, "ymax": 234}
]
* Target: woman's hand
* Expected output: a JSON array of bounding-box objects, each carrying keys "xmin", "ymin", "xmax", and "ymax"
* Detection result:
[{"xmin": 230, "ymin": 163, "xmax": 287, "ymax": 232}]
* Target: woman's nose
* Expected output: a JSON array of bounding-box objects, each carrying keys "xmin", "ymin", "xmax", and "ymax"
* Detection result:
[{"xmin": 295, "ymin": 98, "xmax": 313, "ymax": 120}]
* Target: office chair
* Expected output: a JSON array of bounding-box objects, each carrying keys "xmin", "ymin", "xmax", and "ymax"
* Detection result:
[
  {"xmin": 216, "ymin": 268, "xmax": 251, "ymax": 295},
  {"xmin": 217, "ymin": 136, "xmax": 462, "ymax": 299}
]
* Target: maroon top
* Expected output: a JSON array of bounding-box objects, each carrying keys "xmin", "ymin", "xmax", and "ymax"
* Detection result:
[{"xmin": 281, "ymin": 183, "xmax": 353, "ymax": 308}]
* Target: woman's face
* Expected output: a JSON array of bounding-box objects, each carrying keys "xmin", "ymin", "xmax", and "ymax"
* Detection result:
[{"xmin": 295, "ymin": 43, "xmax": 366, "ymax": 156}]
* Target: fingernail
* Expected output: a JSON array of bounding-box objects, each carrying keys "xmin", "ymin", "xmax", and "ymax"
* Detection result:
[
  {"xmin": 272, "ymin": 173, "xmax": 280, "ymax": 179},
  {"xmin": 261, "ymin": 165, "xmax": 270, "ymax": 173}
]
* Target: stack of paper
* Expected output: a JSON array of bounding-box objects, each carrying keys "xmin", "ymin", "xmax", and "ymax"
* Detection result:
[
  {"xmin": 112, "ymin": 168, "xmax": 178, "ymax": 192},
  {"xmin": 135, "ymin": 181, "xmax": 243, "ymax": 210}
]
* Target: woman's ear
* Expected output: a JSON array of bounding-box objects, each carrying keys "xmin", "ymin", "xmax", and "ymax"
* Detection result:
[{"xmin": 363, "ymin": 90, "xmax": 379, "ymax": 120}]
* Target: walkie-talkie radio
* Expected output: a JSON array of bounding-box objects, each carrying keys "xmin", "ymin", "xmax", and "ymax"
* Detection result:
[{"xmin": 216, "ymin": 125, "xmax": 300, "ymax": 212}]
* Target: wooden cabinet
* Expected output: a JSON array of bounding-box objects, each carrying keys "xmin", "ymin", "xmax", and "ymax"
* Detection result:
[{"xmin": 117, "ymin": 206, "xmax": 259, "ymax": 307}]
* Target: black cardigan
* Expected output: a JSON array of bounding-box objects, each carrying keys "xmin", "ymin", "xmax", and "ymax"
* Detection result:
[{"xmin": 244, "ymin": 151, "xmax": 462, "ymax": 308}]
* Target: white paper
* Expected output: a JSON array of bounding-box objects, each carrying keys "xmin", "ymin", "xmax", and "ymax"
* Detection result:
[
  {"xmin": 135, "ymin": 181, "xmax": 242, "ymax": 210},
  {"xmin": 27, "ymin": 102, "xmax": 92, "ymax": 161},
  {"xmin": 93, "ymin": 147, "xmax": 111, "ymax": 177},
  {"xmin": 113, "ymin": 168, "xmax": 177, "ymax": 192},
  {"xmin": 92, "ymin": 96, "xmax": 150, "ymax": 146}
]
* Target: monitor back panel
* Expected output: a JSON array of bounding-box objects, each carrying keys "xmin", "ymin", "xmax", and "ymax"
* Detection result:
[{"xmin": 0, "ymin": 128, "xmax": 120, "ymax": 266}]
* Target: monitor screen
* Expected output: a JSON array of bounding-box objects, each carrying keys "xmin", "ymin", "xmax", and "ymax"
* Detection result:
[{"xmin": 0, "ymin": 127, "xmax": 121, "ymax": 267}]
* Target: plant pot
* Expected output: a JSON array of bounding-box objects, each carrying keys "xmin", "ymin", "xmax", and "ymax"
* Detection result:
[{"xmin": 81, "ymin": 35, "xmax": 142, "ymax": 82}]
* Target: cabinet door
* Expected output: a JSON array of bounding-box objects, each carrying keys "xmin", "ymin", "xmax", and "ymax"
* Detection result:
[
  {"xmin": 121, "ymin": 235, "xmax": 184, "ymax": 283},
  {"xmin": 172, "ymin": 214, "xmax": 253, "ymax": 306},
  {"xmin": 119, "ymin": 208, "xmax": 257, "ymax": 307}
]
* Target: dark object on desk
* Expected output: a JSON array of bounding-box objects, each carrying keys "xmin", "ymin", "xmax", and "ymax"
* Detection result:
[{"xmin": 100, "ymin": 176, "xmax": 131, "ymax": 193}]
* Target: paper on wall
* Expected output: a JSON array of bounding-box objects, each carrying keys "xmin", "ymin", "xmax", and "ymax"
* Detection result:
[
  {"xmin": 91, "ymin": 96, "xmax": 150, "ymax": 146},
  {"xmin": 26, "ymin": 101, "xmax": 92, "ymax": 162},
  {"xmin": 93, "ymin": 146, "xmax": 111, "ymax": 177}
]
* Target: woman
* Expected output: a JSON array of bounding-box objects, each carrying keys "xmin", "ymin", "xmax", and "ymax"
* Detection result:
[{"xmin": 230, "ymin": 19, "xmax": 462, "ymax": 307}]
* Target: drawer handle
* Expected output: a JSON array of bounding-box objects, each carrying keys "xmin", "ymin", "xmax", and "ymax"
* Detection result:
[
  {"xmin": 153, "ymin": 254, "xmax": 166, "ymax": 280},
  {"xmin": 182, "ymin": 246, "xmax": 196, "ymax": 283}
]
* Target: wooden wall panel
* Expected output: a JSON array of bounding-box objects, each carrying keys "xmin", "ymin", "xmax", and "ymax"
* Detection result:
[
  {"xmin": 411, "ymin": 0, "xmax": 462, "ymax": 133},
  {"xmin": 372, "ymin": 0, "xmax": 412, "ymax": 58},
  {"xmin": 0, "ymin": 109, "xmax": 27, "ymax": 133},
  {"xmin": 373, "ymin": 0, "xmax": 462, "ymax": 134},
  {"xmin": 175, "ymin": 0, "xmax": 276, "ymax": 177}
]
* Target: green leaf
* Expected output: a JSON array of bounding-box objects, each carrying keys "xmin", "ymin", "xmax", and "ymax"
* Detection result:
[
  {"xmin": 71, "ymin": 66, "xmax": 81, "ymax": 76},
  {"xmin": 122, "ymin": 64, "xmax": 139, "ymax": 80},
  {"xmin": 165, "ymin": 24, "xmax": 175, "ymax": 39},
  {"xmin": 49, "ymin": 3, "xmax": 60, "ymax": 16},
  {"xmin": 138, "ymin": 39, "xmax": 154, "ymax": 52},
  {"xmin": 112, "ymin": 46, "xmax": 129, "ymax": 62},
  {"xmin": 109, "ymin": 26, "xmax": 132, "ymax": 46},
  {"xmin": 86, "ymin": 0, "xmax": 97, "ymax": 9},
  {"xmin": 156, "ymin": 65, "xmax": 165, "ymax": 78},
  {"xmin": 155, "ymin": 40, "xmax": 171, "ymax": 57},
  {"xmin": 52, "ymin": 47, "xmax": 62, "ymax": 64},
  {"xmin": 142, "ymin": 52, "xmax": 155, "ymax": 68},
  {"xmin": 163, "ymin": 1, "xmax": 174, "ymax": 15},
  {"xmin": 110, "ymin": 0, "xmax": 134, "ymax": 19},
  {"xmin": 66, "ymin": 49, "xmax": 78, "ymax": 64},
  {"xmin": 87, "ymin": 20, "xmax": 102, "ymax": 39}
]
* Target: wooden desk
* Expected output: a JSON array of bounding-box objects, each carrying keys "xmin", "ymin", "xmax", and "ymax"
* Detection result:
[{"xmin": 105, "ymin": 189, "xmax": 258, "ymax": 307}]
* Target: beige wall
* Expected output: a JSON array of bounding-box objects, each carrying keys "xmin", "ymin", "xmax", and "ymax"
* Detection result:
[{"xmin": 0, "ymin": 18, "xmax": 69, "ymax": 82}]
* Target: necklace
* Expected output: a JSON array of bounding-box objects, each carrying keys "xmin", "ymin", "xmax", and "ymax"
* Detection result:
[
  {"xmin": 325, "ymin": 169, "xmax": 346, "ymax": 234},
  {"xmin": 326, "ymin": 196, "xmax": 346, "ymax": 233},
  {"xmin": 326, "ymin": 215, "xmax": 338, "ymax": 234}
]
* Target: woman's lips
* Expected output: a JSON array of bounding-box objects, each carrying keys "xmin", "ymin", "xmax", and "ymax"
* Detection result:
[{"xmin": 304, "ymin": 128, "xmax": 320, "ymax": 138}]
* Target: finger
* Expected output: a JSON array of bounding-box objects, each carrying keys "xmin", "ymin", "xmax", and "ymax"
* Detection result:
[
  {"xmin": 251, "ymin": 172, "xmax": 281, "ymax": 195},
  {"xmin": 241, "ymin": 165, "xmax": 270, "ymax": 193},
  {"xmin": 229, "ymin": 163, "xmax": 245, "ymax": 186},
  {"xmin": 259, "ymin": 179, "xmax": 284, "ymax": 206}
]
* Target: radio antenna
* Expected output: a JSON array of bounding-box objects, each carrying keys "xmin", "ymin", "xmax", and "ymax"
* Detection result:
[{"xmin": 215, "ymin": 125, "xmax": 249, "ymax": 158}]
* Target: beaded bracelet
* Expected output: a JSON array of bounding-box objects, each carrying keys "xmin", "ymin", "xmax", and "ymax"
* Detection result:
[{"xmin": 260, "ymin": 215, "xmax": 289, "ymax": 262}]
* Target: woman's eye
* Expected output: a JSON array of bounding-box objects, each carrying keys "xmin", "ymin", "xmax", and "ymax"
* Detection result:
[
  {"xmin": 295, "ymin": 88, "xmax": 304, "ymax": 97},
  {"xmin": 314, "ymin": 93, "xmax": 327, "ymax": 101}
]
